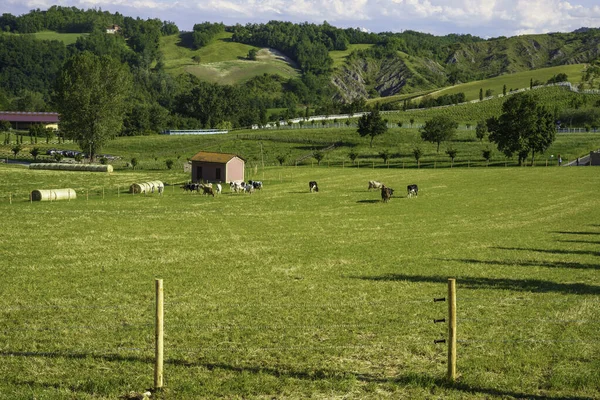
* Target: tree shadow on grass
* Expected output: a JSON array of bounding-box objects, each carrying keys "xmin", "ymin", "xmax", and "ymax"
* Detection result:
[
  {"xmin": 439, "ymin": 257, "xmax": 600, "ymax": 271},
  {"xmin": 350, "ymin": 273, "xmax": 600, "ymax": 295},
  {"xmin": 552, "ymin": 231, "xmax": 600, "ymax": 236},
  {"xmin": 493, "ymin": 247, "xmax": 600, "ymax": 257},
  {"xmin": 557, "ymin": 240, "xmax": 600, "ymax": 245},
  {"xmin": 3, "ymin": 353, "xmax": 595, "ymax": 399}
]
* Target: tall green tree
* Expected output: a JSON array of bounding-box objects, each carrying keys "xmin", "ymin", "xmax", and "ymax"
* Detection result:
[
  {"xmin": 420, "ymin": 115, "xmax": 458, "ymax": 152},
  {"xmin": 487, "ymin": 92, "xmax": 556, "ymax": 166},
  {"xmin": 53, "ymin": 52, "xmax": 132, "ymax": 161},
  {"xmin": 475, "ymin": 120, "xmax": 488, "ymax": 142},
  {"xmin": 357, "ymin": 107, "xmax": 388, "ymax": 147}
]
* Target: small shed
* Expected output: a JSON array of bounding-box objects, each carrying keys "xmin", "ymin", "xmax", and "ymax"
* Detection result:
[{"xmin": 190, "ymin": 151, "xmax": 245, "ymax": 183}]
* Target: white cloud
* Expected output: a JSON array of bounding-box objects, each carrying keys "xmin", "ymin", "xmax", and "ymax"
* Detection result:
[{"xmin": 2, "ymin": 0, "xmax": 600, "ymax": 36}]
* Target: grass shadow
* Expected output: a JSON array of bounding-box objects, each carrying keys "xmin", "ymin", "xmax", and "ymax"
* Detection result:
[
  {"xmin": 351, "ymin": 273, "xmax": 600, "ymax": 295},
  {"xmin": 493, "ymin": 246, "xmax": 600, "ymax": 257},
  {"xmin": 553, "ymin": 231, "xmax": 600, "ymax": 236},
  {"xmin": 557, "ymin": 240, "xmax": 600, "ymax": 245},
  {"xmin": 441, "ymin": 257, "xmax": 600, "ymax": 271},
  {"xmin": 3, "ymin": 352, "xmax": 596, "ymax": 399},
  {"xmin": 356, "ymin": 199, "xmax": 381, "ymax": 204}
]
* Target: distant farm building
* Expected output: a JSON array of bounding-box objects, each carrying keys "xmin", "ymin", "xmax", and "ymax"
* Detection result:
[
  {"xmin": 106, "ymin": 25, "xmax": 121, "ymax": 34},
  {"xmin": 0, "ymin": 111, "xmax": 59, "ymax": 130},
  {"xmin": 161, "ymin": 129, "xmax": 228, "ymax": 135},
  {"xmin": 190, "ymin": 151, "xmax": 244, "ymax": 183}
]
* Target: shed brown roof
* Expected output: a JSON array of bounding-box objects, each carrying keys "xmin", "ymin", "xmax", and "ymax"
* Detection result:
[{"xmin": 190, "ymin": 151, "xmax": 243, "ymax": 163}]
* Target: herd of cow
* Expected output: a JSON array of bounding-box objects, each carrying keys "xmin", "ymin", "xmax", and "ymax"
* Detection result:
[
  {"xmin": 180, "ymin": 179, "xmax": 416, "ymax": 202},
  {"xmin": 367, "ymin": 180, "xmax": 418, "ymax": 203},
  {"xmin": 180, "ymin": 180, "xmax": 263, "ymax": 196}
]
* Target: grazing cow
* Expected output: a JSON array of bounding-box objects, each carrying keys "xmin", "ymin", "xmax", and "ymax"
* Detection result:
[
  {"xmin": 215, "ymin": 183, "xmax": 222, "ymax": 194},
  {"xmin": 407, "ymin": 184, "xmax": 418, "ymax": 198},
  {"xmin": 368, "ymin": 180, "xmax": 383, "ymax": 190},
  {"xmin": 381, "ymin": 185, "xmax": 393, "ymax": 203},
  {"xmin": 181, "ymin": 183, "xmax": 200, "ymax": 192},
  {"xmin": 244, "ymin": 183, "xmax": 255, "ymax": 193},
  {"xmin": 309, "ymin": 181, "xmax": 319, "ymax": 193},
  {"xmin": 201, "ymin": 185, "xmax": 215, "ymax": 197},
  {"xmin": 248, "ymin": 180, "xmax": 263, "ymax": 190},
  {"xmin": 229, "ymin": 181, "xmax": 244, "ymax": 193}
]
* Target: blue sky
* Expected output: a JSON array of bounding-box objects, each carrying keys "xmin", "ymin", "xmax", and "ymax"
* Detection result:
[{"xmin": 2, "ymin": 0, "xmax": 600, "ymax": 37}]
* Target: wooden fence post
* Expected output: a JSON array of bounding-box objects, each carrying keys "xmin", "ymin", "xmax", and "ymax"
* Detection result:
[
  {"xmin": 9, "ymin": 193, "xmax": 12, "ymax": 205},
  {"xmin": 86, "ymin": 190, "xmax": 89, "ymax": 201},
  {"xmin": 102, "ymin": 187, "xmax": 105, "ymax": 199},
  {"xmin": 448, "ymin": 278, "xmax": 457, "ymax": 382},
  {"xmin": 155, "ymin": 279, "xmax": 164, "ymax": 390}
]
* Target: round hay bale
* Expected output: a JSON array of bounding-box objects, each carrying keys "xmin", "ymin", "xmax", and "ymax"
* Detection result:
[
  {"xmin": 129, "ymin": 181, "xmax": 164, "ymax": 194},
  {"xmin": 31, "ymin": 188, "xmax": 77, "ymax": 201},
  {"xmin": 29, "ymin": 163, "xmax": 113, "ymax": 172}
]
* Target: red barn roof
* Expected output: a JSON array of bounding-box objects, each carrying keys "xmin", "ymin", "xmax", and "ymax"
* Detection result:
[{"xmin": 0, "ymin": 112, "xmax": 59, "ymax": 123}]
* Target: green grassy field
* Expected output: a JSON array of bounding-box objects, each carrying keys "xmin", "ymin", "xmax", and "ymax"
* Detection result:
[
  {"xmin": 412, "ymin": 64, "xmax": 587, "ymax": 102},
  {"xmin": 33, "ymin": 30, "xmax": 88, "ymax": 45},
  {"xmin": 160, "ymin": 32, "xmax": 299, "ymax": 84},
  {"xmin": 330, "ymin": 44, "xmax": 374, "ymax": 69},
  {"xmin": 3, "ymin": 120, "xmax": 600, "ymax": 172},
  {"xmin": 0, "ymin": 163, "xmax": 599, "ymax": 399}
]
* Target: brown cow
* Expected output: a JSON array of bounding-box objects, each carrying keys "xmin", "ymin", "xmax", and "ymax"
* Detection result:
[
  {"xmin": 381, "ymin": 185, "xmax": 393, "ymax": 203},
  {"xmin": 201, "ymin": 185, "xmax": 215, "ymax": 197}
]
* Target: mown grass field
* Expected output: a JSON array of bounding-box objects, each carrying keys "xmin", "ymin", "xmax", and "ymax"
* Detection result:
[
  {"xmin": 0, "ymin": 163, "xmax": 599, "ymax": 399},
  {"xmin": 160, "ymin": 32, "xmax": 299, "ymax": 84}
]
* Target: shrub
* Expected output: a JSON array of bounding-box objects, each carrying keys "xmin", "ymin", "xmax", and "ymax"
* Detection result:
[{"xmin": 166, "ymin": 159, "xmax": 174, "ymax": 169}]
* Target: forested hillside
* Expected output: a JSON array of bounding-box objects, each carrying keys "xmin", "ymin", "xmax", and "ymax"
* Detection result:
[{"xmin": 0, "ymin": 6, "xmax": 599, "ymax": 135}]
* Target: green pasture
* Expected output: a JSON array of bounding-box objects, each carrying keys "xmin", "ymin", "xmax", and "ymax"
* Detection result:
[
  {"xmin": 414, "ymin": 64, "xmax": 587, "ymax": 102},
  {"xmin": 382, "ymin": 86, "xmax": 600, "ymax": 126},
  {"xmin": 33, "ymin": 30, "xmax": 87, "ymax": 45},
  {"xmin": 0, "ymin": 163, "xmax": 599, "ymax": 399},
  {"xmin": 2, "ymin": 119, "xmax": 600, "ymax": 172},
  {"xmin": 160, "ymin": 32, "xmax": 299, "ymax": 84},
  {"xmin": 330, "ymin": 44, "xmax": 374, "ymax": 69}
]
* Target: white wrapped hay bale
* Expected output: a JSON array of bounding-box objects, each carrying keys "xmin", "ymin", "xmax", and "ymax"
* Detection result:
[
  {"xmin": 129, "ymin": 181, "xmax": 164, "ymax": 194},
  {"xmin": 31, "ymin": 188, "xmax": 77, "ymax": 202},
  {"xmin": 29, "ymin": 163, "xmax": 113, "ymax": 173}
]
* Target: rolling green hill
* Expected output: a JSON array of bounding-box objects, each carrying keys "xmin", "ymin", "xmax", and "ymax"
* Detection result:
[{"xmin": 160, "ymin": 32, "xmax": 300, "ymax": 84}]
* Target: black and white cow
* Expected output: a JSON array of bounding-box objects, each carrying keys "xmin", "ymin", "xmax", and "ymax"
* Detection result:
[
  {"xmin": 309, "ymin": 181, "xmax": 319, "ymax": 192},
  {"xmin": 407, "ymin": 184, "xmax": 418, "ymax": 198},
  {"xmin": 181, "ymin": 183, "xmax": 200, "ymax": 192},
  {"xmin": 248, "ymin": 180, "xmax": 263, "ymax": 190},
  {"xmin": 368, "ymin": 180, "xmax": 383, "ymax": 190}
]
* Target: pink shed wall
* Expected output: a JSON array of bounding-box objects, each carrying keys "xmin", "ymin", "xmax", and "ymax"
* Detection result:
[
  {"xmin": 226, "ymin": 157, "xmax": 244, "ymax": 182},
  {"xmin": 190, "ymin": 156, "xmax": 244, "ymax": 183}
]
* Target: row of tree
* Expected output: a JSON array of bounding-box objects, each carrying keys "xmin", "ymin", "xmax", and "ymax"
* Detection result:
[{"xmin": 356, "ymin": 92, "xmax": 556, "ymax": 166}]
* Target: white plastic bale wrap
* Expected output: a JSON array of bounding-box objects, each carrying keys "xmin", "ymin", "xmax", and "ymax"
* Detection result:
[
  {"xmin": 29, "ymin": 163, "xmax": 113, "ymax": 173},
  {"xmin": 31, "ymin": 188, "xmax": 77, "ymax": 201},
  {"xmin": 129, "ymin": 181, "xmax": 164, "ymax": 194}
]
